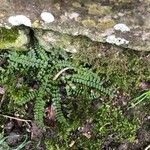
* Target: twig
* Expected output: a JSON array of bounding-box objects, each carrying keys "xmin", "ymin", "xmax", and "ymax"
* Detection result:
[
  {"xmin": 0, "ymin": 94, "xmax": 5, "ymax": 109},
  {"xmin": 53, "ymin": 67, "xmax": 72, "ymax": 81},
  {"xmin": 145, "ymin": 144, "xmax": 150, "ymax": 150},
  {"xmin": 0, "ymin": 114, "xmax": 32, "ymax": 127}
]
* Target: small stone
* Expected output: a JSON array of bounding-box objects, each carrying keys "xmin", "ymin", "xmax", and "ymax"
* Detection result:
[
  {"xmin": 40, "ymin": 12, "xmax": 55, "ymax": 23},
  {"xmin": 7, "ymin": 132, "xmax": 23, "ymax": 146}
]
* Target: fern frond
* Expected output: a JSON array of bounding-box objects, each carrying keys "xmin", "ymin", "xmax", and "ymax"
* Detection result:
[
  {"xmin": 15, "ymin": 90, "xmax": 37, "ymax": 106},
  {"xmin": 51, "ymin": 83, "xmax": 66, "ymax": 124},
  {"xmin": 34, "ymin": 96, "xmax": 45, "ymax": 127},
  {"xmin": 70, "ymin": 74, "xmax": 112, "ymax": 96}
]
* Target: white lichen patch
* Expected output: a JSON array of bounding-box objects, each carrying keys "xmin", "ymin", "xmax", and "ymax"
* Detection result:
[
  {"xmin": 106, "ymin": 35, "xmax": 129, "ymax": 46},
  {"xmin": 68, "ymin": 12, "xmax": 79, "ymax": 19},
  {"xmin": 8, "ymin": 15, "xmax": 31, "ymax": 27},
  {"xmin": 40, "ymin": 12, "xmax": 55, "ymax": 23},
  {"xmin": 114, "ymin": 23, "xmax": 130, "ymax": 32}
]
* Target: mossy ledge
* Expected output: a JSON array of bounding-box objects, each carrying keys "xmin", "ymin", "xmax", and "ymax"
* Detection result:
[{"xmin": 0, "ymin": 27, "xmax": 29, "ymax": 51}]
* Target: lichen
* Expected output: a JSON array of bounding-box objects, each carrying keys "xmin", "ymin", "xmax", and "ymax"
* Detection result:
[
  {"xmin": 114, "ymin": 23, "xmax": 130, "ymax": 32},
  {"xmin": 82, "ymin": 19, "xmax": 96, "ymax": 28},
  {"xmin": 106, "ymin": 35, "xmax": 129, "ymax": 46},
  {"xmin": 8, "ymin": 15, "xmax": 31, "ymax": 27},
  {"xmin": 87, "ymin": 4, "xmax": 111, "ymax": 16},
  {"xmin": 96, "ymin": 18, "xmax": 115, "ymax": 30},
  {"xmin": 72, "ymin": 2, "xmax": 81, "ymax": 8}
]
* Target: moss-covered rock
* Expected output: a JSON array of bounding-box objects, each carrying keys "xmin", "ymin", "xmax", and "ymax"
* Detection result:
[{"xmin": 0, "ymin": 27, "xmax": 29, "ymax": 50}]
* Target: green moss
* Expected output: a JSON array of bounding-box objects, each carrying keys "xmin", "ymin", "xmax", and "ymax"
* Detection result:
[
  {"xmin": 94, "ymin": 104, "xmax": 139, "ymax": 142},
  {"xmin": 0, "ymin": 27, "xmax": 18, "ymax": 47},
  {"xmin": 73, "ymin": 39, "xmax": 150, "ymax": 93},
  {"xmin": 44, "ymin": 101, "xmax": 139, "ymax": 149},
  {"xmin": 0, "ymin": 27, "xmax": 28, "ymax": 50}
]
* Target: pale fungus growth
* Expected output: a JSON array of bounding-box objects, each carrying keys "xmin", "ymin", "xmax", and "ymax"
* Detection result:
[
  {"xmin": 114, "ymin": 23, "xmax": 130, "ymax": 32},
  {"xmin": 106, "ymin": 35, "xmax": 129, "ymax": 46},
  {"xmin": 40, "ymin": 12, "xmax": 55, "ymax": 23},
  {"xmin": 8, "ymin": 15, "xmax": 31, "ymax": 27}
]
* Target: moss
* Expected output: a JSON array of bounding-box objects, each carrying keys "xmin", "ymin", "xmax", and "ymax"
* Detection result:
[
  {"xmin": 72, "ymin": 37, "xmax": 150, "ymax": 94},
  {"xmin": 0, "ymin": 27, "xmax": 28, "ymax": 50},
  {"xmin": 44, "ymin": 101, "xmax": 139, "ymax": 149},
  {"xmin": 0, "ymin": 27, "xmax": 18, "ymax": 47},
  {"xmin": 94, "ymin": 104, "xmax": 139, "ymax": 142}
]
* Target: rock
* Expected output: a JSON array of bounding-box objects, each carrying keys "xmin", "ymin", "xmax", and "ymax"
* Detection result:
[
  {"xmin": 6, "ymin": 132, "xmax": 23, "ymax": 146},
  {"xmin": 0, "ymin": 0, "xmax": 149, "ymax": 51}
]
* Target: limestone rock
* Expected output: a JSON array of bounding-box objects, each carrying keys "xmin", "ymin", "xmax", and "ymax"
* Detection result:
[{"xmin": 0, "ymin": 0, "xmax": 149, "ymax": 51}]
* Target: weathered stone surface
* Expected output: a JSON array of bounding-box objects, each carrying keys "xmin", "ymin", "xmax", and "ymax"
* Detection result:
[{"xmin": 0, "ymin": 0, "xmax": 150, "ymax": 51}]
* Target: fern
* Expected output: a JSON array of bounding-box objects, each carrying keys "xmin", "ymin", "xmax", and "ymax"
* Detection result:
[
  {"xmin": 51, "ymin": 83, "xmax": 66, "ymax": 124},
  {"xmin": 0, "ymin": 42, "xmax": 114, "ymax": 128}
]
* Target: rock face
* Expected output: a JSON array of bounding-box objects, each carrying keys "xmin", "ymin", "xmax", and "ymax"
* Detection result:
[{"xmin": 0, "ymin": 0, "xmax": 150, "ymax": 51}]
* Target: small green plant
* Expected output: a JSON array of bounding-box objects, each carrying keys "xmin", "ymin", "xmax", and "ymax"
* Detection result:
[
  {"xmin": 0, "ymin": 42, "xmax": 113, "ymax": 128},
  {"xmin": 0, "ymin": 133, "xmax": 30, "ymax": 150},
  {"xmin": 94, "ymin": 104, "xmax": 139, "ymax": 143},
  {"xmin": 129, "ymin": 90, "xmax": 150, "ymax": 108},
  {"xmin": 44, "ymin": 102, "xmax": 139, "ymax": 149}
]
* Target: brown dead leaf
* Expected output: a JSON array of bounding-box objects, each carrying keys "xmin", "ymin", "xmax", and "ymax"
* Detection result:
[
  {"xmin": 45, "ymin": 105, "xmax": 55, "ymax": 121},
  {"xmin": 45, "ymin": 105, "xmax": 56, "ymax": 127}
]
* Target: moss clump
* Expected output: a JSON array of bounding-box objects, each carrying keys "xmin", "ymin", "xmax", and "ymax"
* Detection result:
[
  {"xmin": 44, "ymin": 102, "xmax": 139, "ymax": 149},
  {"xmin": 0, "ymin": 27, "xmax": 29, "ymax": 51},
  {"xmin": 94, "ymin": 104, "xmax": 139, "ymax": 142},
  {"xmin": 0, "ymin": 27, "xmax": 18, "ymax": 47}
]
